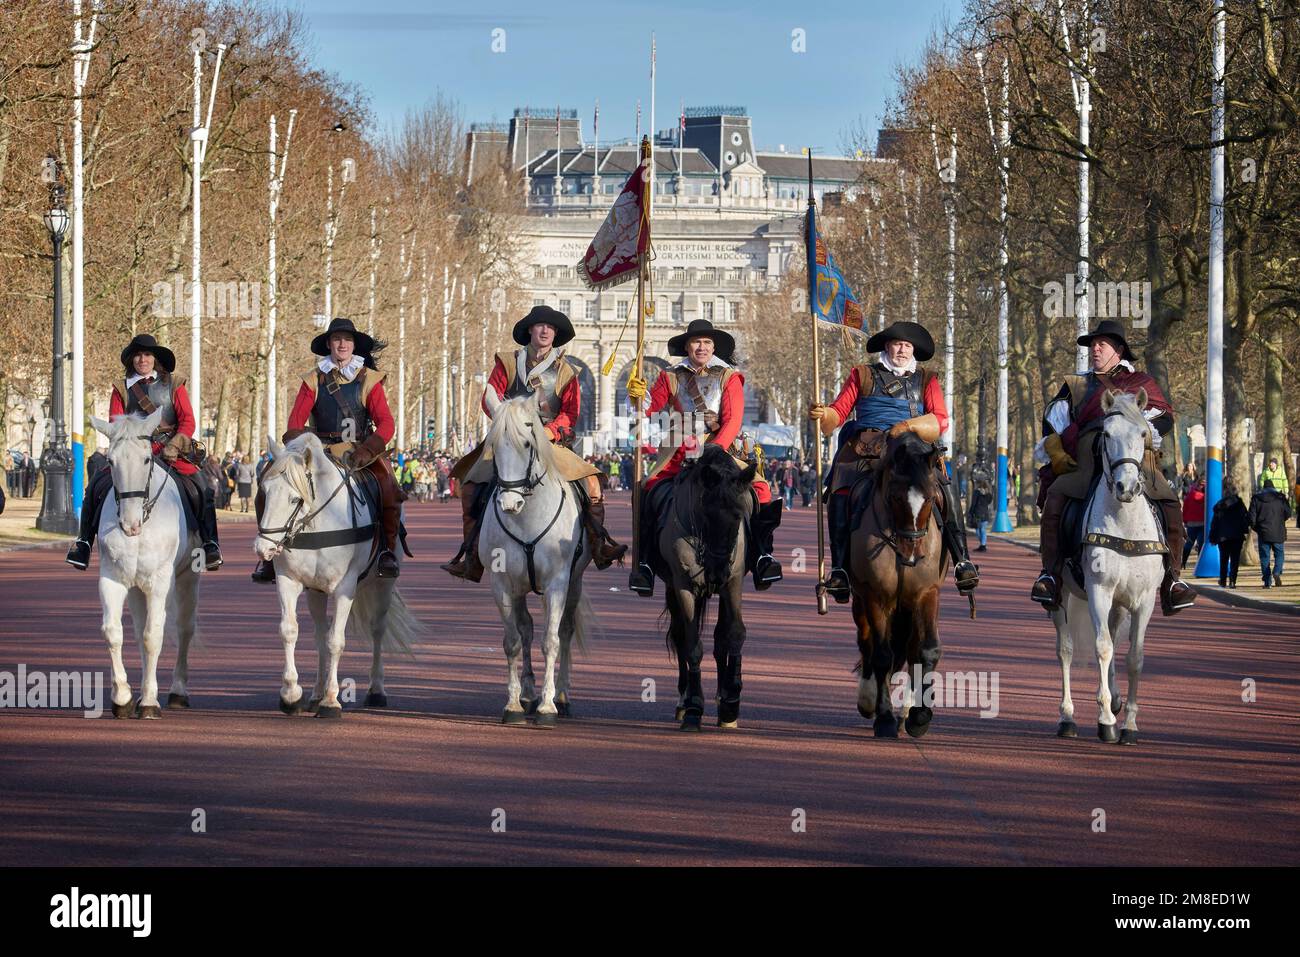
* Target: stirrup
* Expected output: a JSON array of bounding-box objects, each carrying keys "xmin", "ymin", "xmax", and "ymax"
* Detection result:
[
  {"xmin": 376, "ymin": 549, "xmax": 400, "ymax": 579},
  {"xmin": 203, "ymin": 542, "xmax": 223, "ymax": 571},
  {"xmin": 629, "ymin": 563, "xmax": 655, "ymax": 597},
  {"xmin": 753, "ymin": 554, "xmax": 782, "ymax": 590},
  {"xmin": 1030, "ymin": 572, "xmax": 1058, "ymax": 606},
  {"xmin": 954, "ymin": 560, "xmax": 979, "ymax": 592},
  {"xmin": 823, "ymin": 567, "xmax": 851, "ymax": 604},
  {"xmin": 251, "ymin": 559, "xmax": 276, "ymax": 583},
  {"xmin": 65, "ymin": 539, "xmax": 91, "ymax": 570}
]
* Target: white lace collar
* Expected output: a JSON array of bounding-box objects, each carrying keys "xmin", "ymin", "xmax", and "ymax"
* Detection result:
[
  {"xmin": 318, "ymin": 355, "xmax": 365, "ymax": 380},
  {"xmin": 877, "ymin": 353, "xmax": 918, "ymax": 375},
  {"xmin": 674, "ymin": 355, "xmax": 732, "ymax": 374},
  {"xmin": 125, "ymin": 372, "xmax": 161, "ymax": 388}
]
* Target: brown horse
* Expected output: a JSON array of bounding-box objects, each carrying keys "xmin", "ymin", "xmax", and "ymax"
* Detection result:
[{"xmin": 846, "ymin": 431, "xmax": 947, "ymax": 738}]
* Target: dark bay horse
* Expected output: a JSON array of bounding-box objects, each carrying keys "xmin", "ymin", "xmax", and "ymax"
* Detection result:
[
  {"xmin": 846, "ymin": 432, "xmax": 947, "ymax": 738},
  {"xmin": 650, "ymin": 444, "xmax": 756, "ymax": 731}
]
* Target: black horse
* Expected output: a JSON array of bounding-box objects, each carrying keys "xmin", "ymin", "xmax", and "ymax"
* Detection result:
[{"xmin": 645, "ymin": 445, "xmax": 756, "ymax": 731}]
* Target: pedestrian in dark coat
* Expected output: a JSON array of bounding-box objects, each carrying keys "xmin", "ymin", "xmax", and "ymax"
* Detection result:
[
  {"xmin": 1247, "ymin": 485, "xmax": 1291, "ymax": 588},
  {"xmin": 1208, "ymin": 482, "xmax": 1249, "ymax": 588},
  {"xmin": 967, "ymin": 475, "xmax": 994, "ymax": 551}
]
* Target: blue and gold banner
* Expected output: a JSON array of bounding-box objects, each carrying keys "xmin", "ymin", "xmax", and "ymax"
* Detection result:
[{"xmin": 806, "ymin": 204, "xmax": 864, "ymax": 333}]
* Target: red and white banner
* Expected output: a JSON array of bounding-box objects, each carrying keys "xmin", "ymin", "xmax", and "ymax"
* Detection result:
[{"xmin": 576, "ymin": 159, "xmax": 649, "ymax": 290}]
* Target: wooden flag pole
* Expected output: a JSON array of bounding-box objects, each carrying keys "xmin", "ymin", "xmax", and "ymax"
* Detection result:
[
  {"xmin": 631, "ymin": 136, "xmax": 652, "ymax": 567},
  {"xmin": 808, "ymin": 149, "xmax": 828, "ymax": 615}
]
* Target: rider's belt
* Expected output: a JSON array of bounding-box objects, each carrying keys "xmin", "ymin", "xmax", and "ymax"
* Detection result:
[{"xmin": 1083, "ymin": 532, "xmax": 1168, "ymax": 555}]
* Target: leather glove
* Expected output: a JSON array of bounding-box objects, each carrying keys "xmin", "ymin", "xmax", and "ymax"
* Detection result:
[
  {"xmin": 808, "ymin": 404, "xmax": 840, "ymax": 436},
  {"xmin": 162, "ymin": 434, "xmax": 185, "ymax": 462},
  {"xmin": 626, "ymin": 375, "xmax": 648, "ymax": 402},
  {"xmin": 887, "ymin": 413, "xmax": 941, "ymax": 443},
  {"xmin": 1044, "ymin": 433, "xmax": 1078, "ymax": 475},
  {"xmin": 349, "ymin": 433, "xmax": 387, "ymax": 470}
]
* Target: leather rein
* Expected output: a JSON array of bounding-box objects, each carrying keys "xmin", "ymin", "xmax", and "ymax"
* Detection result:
[
  {"xmin": 491, "ymin": 439, "xmax": 582, "ymax": 595},
  {"xmin": 257, "ymin": 457, "xmax": 372, "ymax": 552}
]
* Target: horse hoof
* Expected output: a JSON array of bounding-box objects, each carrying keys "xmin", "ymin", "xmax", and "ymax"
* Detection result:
[
  {"xmin": 364, "ymin": 692, "xmax": 388, "ymax": 708},
  {"xmin": 109, "ymin": 701, "xmax": 133, "ymax": 719},
  {"xmin": 1056, "ymin": 720, "xmax": 1078, "ymax": 738},
  {"xmin": 501, "ymin": 709, "xmax": 528, "ymax": 725},
  {"xmin": 279, "ymin": 696, "xmax": 304, "ymax": 716},
  {"xmin": 904, "ymin": 706, "xmax": 933, "ymax": 738},
  {"xmin": 315, "ymin": 705, "xmax": 343, "ymax": 720},
  {"xmin": 718, "ymin": 701, "xmax": 740, "ymax": 726},
  {"xmin": 555, "ymin": 700, "xmax": 571, "ymax": 718},
  {"xmin": 535, "ymin": 712, "xmax": 558, "ymax": 729},
  {"xmin": 1098, "ymin": 723, "xmax": 1119, "ymax": 743},
  {"xmin": 1118, "ymin": 729, "xmax": 1138, "ymax": 746},
  {"xmin": 679, "ymin": 712, "xmax": 703, "ymax": 732},
  {"xmin": 674, "ymin": 706, "xmax": 686, "ymax": 722},
  {"xmin": 717, "ymin": 718, "xmax": 739, "ymax": 730},
  {"xmin": 873, "ymin": 715, "xmax": 899, "ymax": 738},
  {"xmin": 135, "ymin": 703, "xmax": 162, "ymax": 720},
  {"xmin": 166, "ymin": 693, "xmax": 190, "ymax": 710}
]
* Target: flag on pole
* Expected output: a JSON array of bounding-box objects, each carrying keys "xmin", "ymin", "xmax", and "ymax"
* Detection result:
[
  {"xmin": 807, "ymin": 202, "xmax": 865, "ymax": 333},
  {"xmin": 577, "ymin": 153, "xmax": 650, "ymax": 290}
]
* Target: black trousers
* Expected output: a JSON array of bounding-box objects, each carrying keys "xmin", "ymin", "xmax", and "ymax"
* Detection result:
[{"xmin": 1217, "ymin": 537, "xmax": 1244, "ymax": 584}]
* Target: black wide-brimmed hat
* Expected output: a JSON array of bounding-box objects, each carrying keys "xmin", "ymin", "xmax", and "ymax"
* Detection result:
[
  {"xmin": 311, "ymin": 317, "xmax": 377, "ymax": 367},
  {"xmin": 866, "ymin": 321, "xmax": 935, "ymax": 362},
  {"xmin": 667, "ymin": 319, "xmax": 736, "ymax": 363},
  {"xmin": 1077, "ymin": 319, "xmax": 1136, "ymax": 362},
  {"xmin": 512, "ymin": 305, "xmax": 575, "ymax": 347},
  {"xmin": 120, "ymin": 334, "xmax": 176, "ymax": 373}
]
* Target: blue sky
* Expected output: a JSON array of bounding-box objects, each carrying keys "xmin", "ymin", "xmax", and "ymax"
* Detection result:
[{"xmin": 271, "ymin": 0, "xmax": 961, "ymax": 154}]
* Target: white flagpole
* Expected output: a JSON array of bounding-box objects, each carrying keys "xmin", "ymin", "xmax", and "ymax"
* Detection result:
[
  {"xmin": 70, "ymin": 0, "xmax": 98, "ymax": 514},
  {"xmin": 1195, "ymin": 0, "xmax": 1226, "ymax": 579}
]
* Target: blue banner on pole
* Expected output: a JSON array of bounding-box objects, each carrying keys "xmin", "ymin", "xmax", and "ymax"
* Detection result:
[{"xmin": 806, "ymin": 205, "xmax": 864, "ymax": 333}]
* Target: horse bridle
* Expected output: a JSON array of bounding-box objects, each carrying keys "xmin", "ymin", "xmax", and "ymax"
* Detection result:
[
  {"xmin": 256, "ymin": 460, "xmax": 353, "ymax": 550},
  {"xmin": 495, "ymin": 439, "xmax": 547, "ymax": 497},
  {"xmin": 492, "ymin": 442, "xmax": 580, "ymax": 595},
  {"xmin": 1099, "ymin": 409, "xmax": 1147, "ymax": 496},
  {"xmin": 112, "ymin": 448, "xmax": 168, "ymax": 532}
]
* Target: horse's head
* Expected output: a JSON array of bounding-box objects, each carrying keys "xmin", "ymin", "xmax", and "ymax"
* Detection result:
[
  {"xmin": 90, "ymin": 408, "xmax": 164, "ymax": 536},
  {"xmin": 254, "ymin": 433, "xmax": 322, "ymax": 560},
  {"xmin": 677, "ymin": 444, "xmax": 756, "ymax": 591},
  {"xmin": 1099, "ymin": 389, "xmax": 1151, "ymax": 504},
  {"xmin": 879, "ymin": 431, "xmax": 942, "ymax": 565},
  {"xmin": 487, "ymin": 397, "xmax": 555, "ymax": 514}
]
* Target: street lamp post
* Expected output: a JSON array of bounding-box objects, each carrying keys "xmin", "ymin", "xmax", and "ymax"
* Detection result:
[{"xmin": 37, "ymin": 173, "xmax": 78, "ymax": 534}]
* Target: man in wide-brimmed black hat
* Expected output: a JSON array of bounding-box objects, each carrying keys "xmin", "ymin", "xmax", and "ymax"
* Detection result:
[
  {"xmin": 1030, "ymin": 319, "xmax": 1195, "ymax": 614},
  {"xmin": 808, "ymin": 320, "xmax": 979, "ymax": 601},
  {"xmin": 251, "ymin": 317, "xmax": 404, "ymax": 582},
  {"xmin": 66, "ymin": 334, "xmax": 224, "ymax": 571},
  {"xmin": 624, "ymin": 318, "xmax": 784, "ymax": 595},
  {"xmin": 443, "ymin": 305, "xmax": 627, "ymax": 580}
]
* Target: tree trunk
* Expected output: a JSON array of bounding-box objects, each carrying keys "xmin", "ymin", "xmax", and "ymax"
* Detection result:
[
  {"xmin": 1262, "ymin": 322, "xmax": 1285, "ymax": 466},
  {"xmin": 213, "ymin": 378, "xmax": 230, "ymax": 460}
]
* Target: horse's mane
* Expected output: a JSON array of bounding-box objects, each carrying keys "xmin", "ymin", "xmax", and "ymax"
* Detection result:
[
  {"xmin": 486, "ymin": 397, "xmax": 557, "ymax": 473},
  {"xmin": 262, "ymin": 433, "xmax": 323, "ymax": 502},
  {"xmin": 676, "ymin": 444, "xmax": 753, "ymax": 588}
]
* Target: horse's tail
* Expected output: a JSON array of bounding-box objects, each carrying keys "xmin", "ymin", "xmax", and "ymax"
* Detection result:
[
  {"xmin": 569, "ymin": 587, "xmax": 602, "ymax": 655},
  {"xmin": 348, "ymin": 584, "xmax": 423, "ymax": 658}
]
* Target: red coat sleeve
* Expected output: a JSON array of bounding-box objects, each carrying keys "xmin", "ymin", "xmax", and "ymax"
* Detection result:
[
  {"xmin": 286, "ymin": 382, "xmax": 316, "ymax": 432},
  {"xmin": 109, "ymin": 389, "xmax": 125, "ymax": 418},
  {"xmin": 365, "ymin": 381, "xmax": 395, "ymax": 445},
  {"xmin": 643, "ymin": 370, "xmax": 672, "ymax": 417},
  {"xmin": 482, "ymin": 358, "xmax": 509, "ymax": 416},
  {"xmin": 922, "ymin": 374, "xmax": 950, "ymax": 436},
  {"xmin": 711, "ymin": 373, "xmax": 745, "ymax": 449},
  {"xmin": 171, "ymin": 384, "xmax": 196, "ymax": 440},
  {"xmin": 547, "ymin": 376, "xmax": 579, "ymax": 442},
  {"xmin": 826, "ymin": 367, "xmax": 863, "ymax": 427}
]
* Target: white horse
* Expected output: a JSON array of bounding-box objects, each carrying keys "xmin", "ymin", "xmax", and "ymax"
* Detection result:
[
  {"xmin": 1053, "ymin": 389, "xmax": 1165, "ymax": 745},
  {"xmin": 479, "ymin": 397, "xmax": 597, "ymax": 727},
  {"xmin": 255, "ymin": 434, "xmax": 420, "ymax": 718},
  {"xmin": 89, "ymin": 409, "xmax": 201, "ymax": 718}
]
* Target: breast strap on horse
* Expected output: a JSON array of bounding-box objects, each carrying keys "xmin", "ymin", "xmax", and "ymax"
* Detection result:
[
  {"xmin": 491, "ymin": 484, "xmax": 584, "ymax": 595},
  {"xmin": 257, "ymin": 462, "xmax": 376, "ymax": 552}
]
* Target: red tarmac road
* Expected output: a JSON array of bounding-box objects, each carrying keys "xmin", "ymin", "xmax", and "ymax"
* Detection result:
[{"xmin": 1, "ymin": 494, "xmax": 1296, "ymax": 866}]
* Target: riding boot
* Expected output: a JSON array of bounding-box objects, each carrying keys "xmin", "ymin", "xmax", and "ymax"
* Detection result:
[
  {"xmin": 441, "ymin": 480, "xmax": 484, "ymax": 582},
  {"xmin": 628, "ymin": 486, "xmax": 656, "ymax": 597},
  {"xmin": 583, "ymin": 491, "xmax": 628, "ymax": 570},
  {"xmin": 1157, "ymin": 497, "xmax": 1196, "ymax": 615},
  {"xmin": 940, "ymin": 480, "xmax": 979, "ymax": 593},
  {"xmin": 822, "ymin": 491, "xmax": 852, "ymax": 603},
  {"xmin": 371, "ymin": 458, "xmax": 402, "ymax": 579},
  {"xmin": 199, "ymin": 483, "xmax": 223, "ymax": 570},
  {"xmin": 250, "ymin": 487, "xmax": 276, "ymax": 583},
  {"xmin": 65, "ymin": 467, "xmax": 111, "ymax": 569},
  {"xmin": 1031, "ymin": 490, "xmax": 1066, "ymax": 608},
  {"xmin": 750, "ymin": 498, "xmax": 784, "ymax": 590}
]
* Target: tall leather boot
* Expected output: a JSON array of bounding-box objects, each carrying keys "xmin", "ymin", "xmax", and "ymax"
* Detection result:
[
  {"xmin": 371, "ymin": 459, "xmax": 402, "ymax": 579},
  {"xmin": 822, "ymin": 491, "xmax": 852, "ymax": 603},
  {"xmin": 940, "ymin": 481, "xmax": 979, "ymax": 593},
  {"xmin": 199, "ymin": 483, "xmax": 223, "ymax": 570},
  {"xmin": 441, "ymin": 480, "xmax": 483, "ymax": 581},
  {"xmin": 582, "ymin": 483, "xmax": 628, "ymax": 570},
  {"xmin": 628, "ymin": 486, "xmax": 656, "ymax": 597},
  {"xmin": 66, "ymin": 467, "xmax": 112, "ymax": 569},
  {"xmin": 1030, "ymin": 489, "xmax": 1066, "ymax": 607},
  {"xmin": 1157, "ymin": 497, "xmax": 1196, "ymax": 614},
  {"xmin": 250, "ymin": 487, "xmax": 276, "ymax": 583},
  {"xmin": 751, "ymin": 498, "xmax": 783, "ymax": 590}
]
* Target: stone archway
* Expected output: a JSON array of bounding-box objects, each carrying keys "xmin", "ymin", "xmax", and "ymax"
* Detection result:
[{"xmin": 614, "ymin": 355, "xmax": 670, "ymax": 416}]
